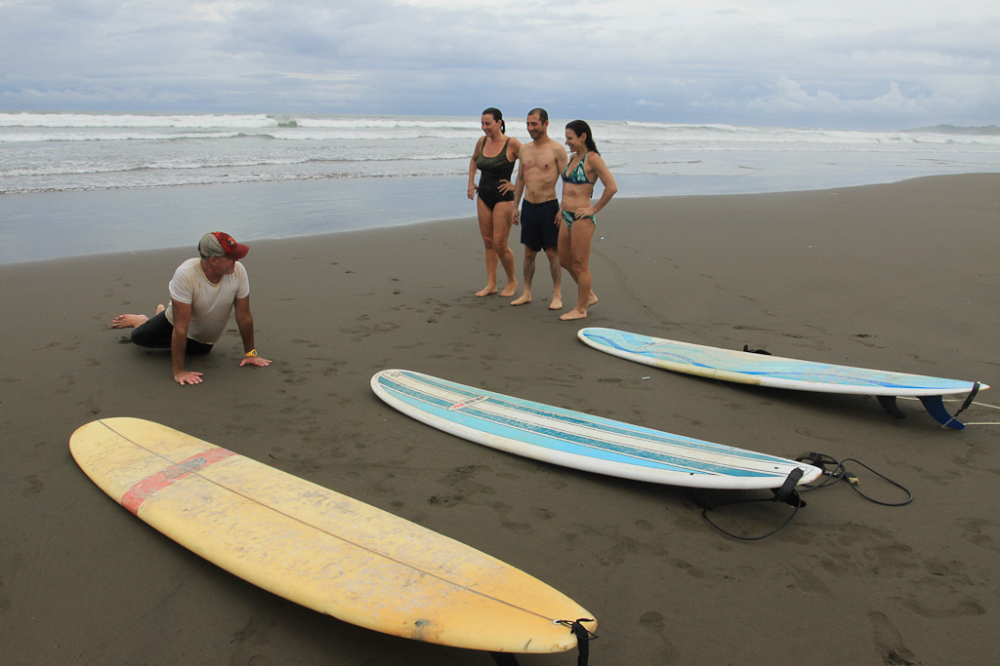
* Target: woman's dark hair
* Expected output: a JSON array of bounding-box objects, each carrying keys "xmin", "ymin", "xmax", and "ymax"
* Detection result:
[
  {"xmin": 483, "ymin": 107, "xmax": 506, "ymax": 134},
  {"xmin": 565, "ymin": 119, "xmax": 598, "ymax": 154}
]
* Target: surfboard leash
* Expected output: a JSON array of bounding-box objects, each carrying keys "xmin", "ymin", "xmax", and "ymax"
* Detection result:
[
  {"xmin": 488, "ymin": 619, "xmax": 596, "ymax": 666},
  {"xmin": 558, "ymin": 619, "xmax": 598, "ymax": 666},
  {"xmin": 696, "ymin": 453, "xmax": 913, "ymax": 540},
  {"xmin": 899, "ymin": 383, "xmax": 1000, "ymax": 426},
  {"xmin": 953, "ymin": 382, "xmax": 982, "ymax": 423},
  {"xmin": 794, "ymin": 452, "xmax": 913, "ymax": 507},
  {"xmin": 694, "ymin": 468, "xmax": 808, "ymax": 541},
  {"xmin": 930, "ymin": 382, "xmax": 982, "ymax": 429}
]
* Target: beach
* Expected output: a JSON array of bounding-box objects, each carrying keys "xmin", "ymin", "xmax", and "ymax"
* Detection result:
[{"xmin": 1, "ymin": 173, "xmax": 998, "ymax": 665}]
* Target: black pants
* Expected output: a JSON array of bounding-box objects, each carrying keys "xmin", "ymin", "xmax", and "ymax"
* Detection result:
[{"xmin": 131, "ymin": 311, "xmax": 214, "ymax": 356}]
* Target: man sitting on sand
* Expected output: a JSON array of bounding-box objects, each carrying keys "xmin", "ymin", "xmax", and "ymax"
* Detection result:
[
  {"xmin": 510, "ymin": 108, "xmax": 568, "ymax": 309},
  {"xmin": 111, "ymin": 231, "xmax": 271, "ymax": 385}
]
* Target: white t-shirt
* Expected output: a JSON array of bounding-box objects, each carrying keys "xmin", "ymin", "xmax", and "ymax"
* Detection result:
[{"xmin": 164, "ymin": 258, "xmax": 250, "ymax": 345}]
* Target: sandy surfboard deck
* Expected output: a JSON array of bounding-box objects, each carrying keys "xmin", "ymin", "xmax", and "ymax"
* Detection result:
[
  {"xmin": 371, "ymin": 369, "xmax": 821, "ymax": 490},
  {"xmin": 69, "ymin": 417, "xmax": 594, "ymax": 655},
  {"xmin": 578, "ymin": 327, "xmax": 988, "ymax": 429}
]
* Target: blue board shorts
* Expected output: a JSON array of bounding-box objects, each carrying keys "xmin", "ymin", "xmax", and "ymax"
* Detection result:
[{"xmin": 519, "ymin": 199, "xmax": 560, "ymax": 252}]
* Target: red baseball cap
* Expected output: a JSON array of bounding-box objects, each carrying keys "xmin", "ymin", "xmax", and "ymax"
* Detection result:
[{"xmin": 199, "ymin": 232, "xmax": 249, "ymax": 259}]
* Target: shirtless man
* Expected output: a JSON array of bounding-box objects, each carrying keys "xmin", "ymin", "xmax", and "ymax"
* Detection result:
[
  {"xmin": 111, "ymin": 231, "xmax": 271, "ymax": 385},
  {"xmin": 509, "ymin": 108, "xmax": 568, "ymax": 309}
]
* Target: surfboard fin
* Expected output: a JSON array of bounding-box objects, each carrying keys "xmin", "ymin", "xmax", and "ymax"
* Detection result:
[
  {"xmin": 772, "ymin": 467, "xmax": 806, "ymax": 508},
  {"xmin": 690, "ymin": 468, "xmax": 807, "ymax": 512},
  {"xmin": 877, "ymin": 384, "xmax": 981, "ymax": 429},
  {"xmin": 742, "ymin": 344, "xmax": 772, "ymax": 355},
  {"xmin": 877, "ymin": 395, "xmax": 906, "ymax": 419},
  {"xmin": 695, "ymin": 469, "xmax": 808, "ymax": 540},
  {"xmin": 917, "ymin": 383, "xmax": 980, "ymax": 429}
]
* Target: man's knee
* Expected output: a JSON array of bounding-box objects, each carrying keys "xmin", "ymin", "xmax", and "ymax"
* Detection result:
[
  {"xmin": 128, "ymin": 312, "xmax": 173, "ymax": 349},
  {"xmin": 130, "ymin": 323, "xmax": 166, "ymax": 349}
]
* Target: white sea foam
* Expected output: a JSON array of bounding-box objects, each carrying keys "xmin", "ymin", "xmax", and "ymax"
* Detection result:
[
  {"xmin": 0, "ymin": 130, "xmax": 244, "ymax": 143},
  {"xmin": 2, "ymin": 111, "xmax": 999, "ymax": 195},
  {"xmin": 0, "ymin": 112, "xmax": 276, "ymax": 129},
  {"xmin": 2, "ymin": 111, "xmax": 999, "ymax": 264}
]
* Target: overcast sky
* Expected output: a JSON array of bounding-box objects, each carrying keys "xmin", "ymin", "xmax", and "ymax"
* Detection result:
[{"xmin": 1, "ymin": 0, "xmax": 997, "ymax": 129}]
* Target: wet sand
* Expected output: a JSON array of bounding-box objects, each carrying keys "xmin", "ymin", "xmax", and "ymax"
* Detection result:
[{"xmin": 1, "ymin": 174, "xmax": 998, "ymax": 665}]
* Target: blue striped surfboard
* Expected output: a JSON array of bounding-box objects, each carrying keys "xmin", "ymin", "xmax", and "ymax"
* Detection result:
[
  {"xmin": 578, "ymin": 327, "xmax": 988, "ymax": 430},
  {"xmin": 371, "ymin": 370, "xmax": 822, "ymax": 490}
]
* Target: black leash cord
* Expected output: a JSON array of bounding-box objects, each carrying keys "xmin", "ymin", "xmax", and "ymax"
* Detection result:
[
  {"xmin": 797, "ymin": 453, "xmax": 913, "ymax": 507},
  {"xmin": 557, "ymin": 619, "xmax": 598, "ymax": 666},
  {"xmin": 700, "ymin": 453, "xmax": 912, "ymax": 540},
  {"xmin": 701, "ymin": 494, "xmax": 803, "ymax": 541}
]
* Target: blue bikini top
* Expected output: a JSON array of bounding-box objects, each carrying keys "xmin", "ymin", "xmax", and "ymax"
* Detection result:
[{"xmin": 562, "ymin": 151, "xmax": 595, "ymax": 185}]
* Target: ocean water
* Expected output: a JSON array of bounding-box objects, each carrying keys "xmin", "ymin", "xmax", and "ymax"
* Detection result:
[{"xmin": 2, "ymin": 111, "xmax": 999, "ymax": 264}]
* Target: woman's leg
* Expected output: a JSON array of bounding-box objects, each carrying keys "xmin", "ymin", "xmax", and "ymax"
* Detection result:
[
  {"xmin": 476, "ymin": 197, "xmax": 499, "ymax": 296},
  {"xmin": 491, "ymin": 201, "xmax": 518, "ymax": 297},
  {"xmin": 559, "ymin": 218, "xmax": 597, "ymax": 321}
]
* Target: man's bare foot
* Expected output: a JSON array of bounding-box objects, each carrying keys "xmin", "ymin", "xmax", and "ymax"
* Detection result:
[
  {"xmin": 499, "ymin": 280, "xmax": 518, "ymax": 297},
  {"xmin": 110, "ymin": 313, "xmax": 148, "ymax": 329},
  {"xmin": 511, "ymin": 292, "xmax": 531, "ymax": 306},
  {"xmin": 559, "ymin": 308, "xmax": 588, "ymax": 321},
  {"xmin": 548, "ymin": 295, "xmax": 563, "ymax": 310},
  {"xmin": 476, "ymin": 285, "xmax": 498, "ymax": 297},
  {"xmin": 587, "ymin": 293, "xmax": 598, "ymax": 307},
  {"xmin": 154, "ymin": 303, "xmax": 165, "ymax": 314}
]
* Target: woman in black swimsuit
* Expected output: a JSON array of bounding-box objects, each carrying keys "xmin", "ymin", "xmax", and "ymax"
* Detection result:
[{"xmin": 467, "ymin": 107, "xmax": 522, "ymax": 297}]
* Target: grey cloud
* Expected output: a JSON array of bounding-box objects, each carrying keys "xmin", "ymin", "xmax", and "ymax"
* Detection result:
[{"xmin": 1, "ymin": 0, "xmax": 997, "ymax": 128}]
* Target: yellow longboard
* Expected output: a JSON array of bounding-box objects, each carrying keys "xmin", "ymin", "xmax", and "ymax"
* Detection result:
[{"xmin": 70, "ymin": 417, "xmax": 595, "ymax": 654}]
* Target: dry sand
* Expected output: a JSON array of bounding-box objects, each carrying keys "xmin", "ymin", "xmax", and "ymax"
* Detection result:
[{"xmin": 2, "ymin": 174, "xmax": 998, "ymax": 665}]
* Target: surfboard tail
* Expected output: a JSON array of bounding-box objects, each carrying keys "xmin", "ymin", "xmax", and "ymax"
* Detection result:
[
  {"xmin": 877, "ymin": 383, "xmax": 984, "ymax": 430},
  {"xmin": 919, "ymin": 381, "xmax": 983, "ymax": 429}
]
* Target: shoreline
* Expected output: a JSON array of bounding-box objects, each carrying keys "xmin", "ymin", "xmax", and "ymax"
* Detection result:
[
  {"xmin": 5, "ymin": 169, "xmax": 1000, "ymax": 266},
  {"xmin": 2, "ymin": 173, "xmax": 998, "ymax": 665}
]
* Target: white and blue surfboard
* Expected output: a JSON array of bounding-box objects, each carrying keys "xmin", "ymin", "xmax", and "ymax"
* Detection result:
[
  {"xmin": 578, "ymin": 327, "xmax": 988, "ymax": 430},
  {"xmin": 371, "ymin": 369, "xmax": 821, "ymax": 491}
]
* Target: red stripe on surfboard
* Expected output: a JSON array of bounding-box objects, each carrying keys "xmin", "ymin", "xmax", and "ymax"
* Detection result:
[{"xmin": 121, "ymin": 447, "xmax": 236, "ymax": 515}]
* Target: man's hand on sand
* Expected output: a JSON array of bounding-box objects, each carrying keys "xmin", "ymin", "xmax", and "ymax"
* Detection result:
[
  {"xmin": 174, "ymin": 370, "xmax": 204, "ymax": 386},
  {"xmin": 172, "ymin": 357, "xmax": 268, "ymax": 385}
]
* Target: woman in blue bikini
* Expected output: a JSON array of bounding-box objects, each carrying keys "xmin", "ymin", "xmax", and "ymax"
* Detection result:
[
  {"xmin": 467, "ymin": 107, "xmax": 522, "ymax": 297},
  {"xmin": 558, "ymin": 120, "xmax": 618, "ymax": 320}
]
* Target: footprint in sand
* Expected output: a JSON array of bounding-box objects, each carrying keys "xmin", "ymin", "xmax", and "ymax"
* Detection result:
[
  {"xmin": 869, "ymin": 611, "xmax": 918, "ymax": 666},
  {"xmin": 639, "ymin": 610, "xmax": 664, "ymax": 633},
  {"xmin": 957, "ymin": 517, "xmax": 1000, "ymax": 553}
]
